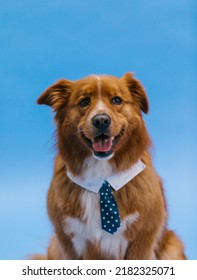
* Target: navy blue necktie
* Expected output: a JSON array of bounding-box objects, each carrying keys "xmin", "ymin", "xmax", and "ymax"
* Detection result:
[{"xmin": 100, "ymin": 180, "xmax": 121, "ymax": 234}]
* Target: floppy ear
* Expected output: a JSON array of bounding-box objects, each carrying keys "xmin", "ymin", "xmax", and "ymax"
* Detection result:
[
  {"xmin": 122, "ymin": 72, "xmax": 149, "ymax": 114},
  {"xmin": 37, "ymin": 79, "xmax": 73, "ymax": 111}
]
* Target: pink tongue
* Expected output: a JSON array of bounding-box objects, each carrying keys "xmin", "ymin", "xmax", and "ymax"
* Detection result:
[{"xmin": 93, "ymin": 137, "xmax": 113, "ymax": 152}]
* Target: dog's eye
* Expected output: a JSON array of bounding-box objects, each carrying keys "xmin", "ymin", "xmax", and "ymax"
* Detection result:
[
  {"xmin": 79, "ymin": 97, "xmax": 91, "ymax": 107},
  {"xmin": 111, "ymin": 96, "xmax": 123, "ymax": 105}
]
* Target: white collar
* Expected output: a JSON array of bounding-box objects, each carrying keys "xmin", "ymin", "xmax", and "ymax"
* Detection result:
[{"xmin": 66, "ymin": 159, "xmax": 146, "ymax": 193}]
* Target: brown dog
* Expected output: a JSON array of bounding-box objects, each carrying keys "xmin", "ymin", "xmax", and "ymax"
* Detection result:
[{"xmin": 36, "ymin": 73, "xmax": 185, "ymax": 259}]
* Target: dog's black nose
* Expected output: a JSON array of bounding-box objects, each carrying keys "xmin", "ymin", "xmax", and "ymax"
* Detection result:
[{"xmin": 92, "ymin": 114, "xmax": 111, "ymax": 130}]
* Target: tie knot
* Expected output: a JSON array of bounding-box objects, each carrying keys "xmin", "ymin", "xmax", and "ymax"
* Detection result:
[{"xmin": 101, "ymin": 180, "xmax": 112, "ymax": 192}]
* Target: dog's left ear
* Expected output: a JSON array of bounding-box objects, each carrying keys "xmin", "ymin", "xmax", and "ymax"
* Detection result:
[
  {"xmin": 37, "ymin": 79, "xmax": 73, "ymax": 111},
  {"xmin": 122, "ymin": 72, "xmax": 149, "ymax": 114}
]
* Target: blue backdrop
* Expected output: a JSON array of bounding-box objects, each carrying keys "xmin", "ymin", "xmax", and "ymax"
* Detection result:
[{"xmin": 0, "ymin": 0, "xmax": 196, "ymax": 259}]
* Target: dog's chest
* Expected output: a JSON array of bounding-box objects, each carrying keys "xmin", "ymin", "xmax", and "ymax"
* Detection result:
[{"xmin": 64, "ymin": 191, "xmax": 139, "ymax": 259}]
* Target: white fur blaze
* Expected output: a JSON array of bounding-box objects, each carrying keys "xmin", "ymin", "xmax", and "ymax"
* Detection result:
[{"xmin": 64, "ymin": 191, "xmax": 140, "ymax": 258}]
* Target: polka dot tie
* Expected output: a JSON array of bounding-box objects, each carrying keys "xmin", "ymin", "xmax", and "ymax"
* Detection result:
[{"xmin": 100, "ymin": 180, "xmax": 121, "ymax": 234}]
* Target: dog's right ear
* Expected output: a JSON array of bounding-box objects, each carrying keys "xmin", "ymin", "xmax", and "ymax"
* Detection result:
[{"xmin": 37, "ymin": 79, "xmax": 73, "ymax": 111}]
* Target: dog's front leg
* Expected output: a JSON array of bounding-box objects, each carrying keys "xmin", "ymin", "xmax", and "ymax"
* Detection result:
[
  {"xmin": 124, "ymin": 231, "xmax": 157, "ymax": 260},
  {"xmin": 47, "ymin": 231, "xmax": 80, "ymax": 260}
]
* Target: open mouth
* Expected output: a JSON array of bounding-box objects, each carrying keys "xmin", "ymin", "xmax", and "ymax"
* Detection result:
[{"xmin": 81, "ymin": 129, "xmax": 124, "ymax": 158}]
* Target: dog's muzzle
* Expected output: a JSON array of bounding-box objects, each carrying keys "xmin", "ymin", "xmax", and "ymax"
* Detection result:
[{"xmin": 81, "ymin": 113, "xmax": 124, "ymax": 159}]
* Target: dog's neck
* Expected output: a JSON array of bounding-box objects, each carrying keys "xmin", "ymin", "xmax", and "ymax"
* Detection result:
[{"xmin": 66, "ymin": 157, "xmax": 146, "ymax": 193}]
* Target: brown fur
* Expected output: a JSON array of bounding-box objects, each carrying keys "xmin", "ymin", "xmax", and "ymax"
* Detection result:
[{"xmin": 35, "ymin": 73, "xmax": 186, "ymax": 259}]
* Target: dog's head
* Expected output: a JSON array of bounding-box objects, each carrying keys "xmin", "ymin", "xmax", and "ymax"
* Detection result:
[{"xmin": 38, "ymin": 73, "xmax": 150, "ymax": 170}]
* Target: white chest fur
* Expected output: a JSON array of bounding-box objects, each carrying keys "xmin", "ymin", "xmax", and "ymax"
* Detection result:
[{"xmin": 64, "ymin": 191, "xmax": 139, "ymax": 259}]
